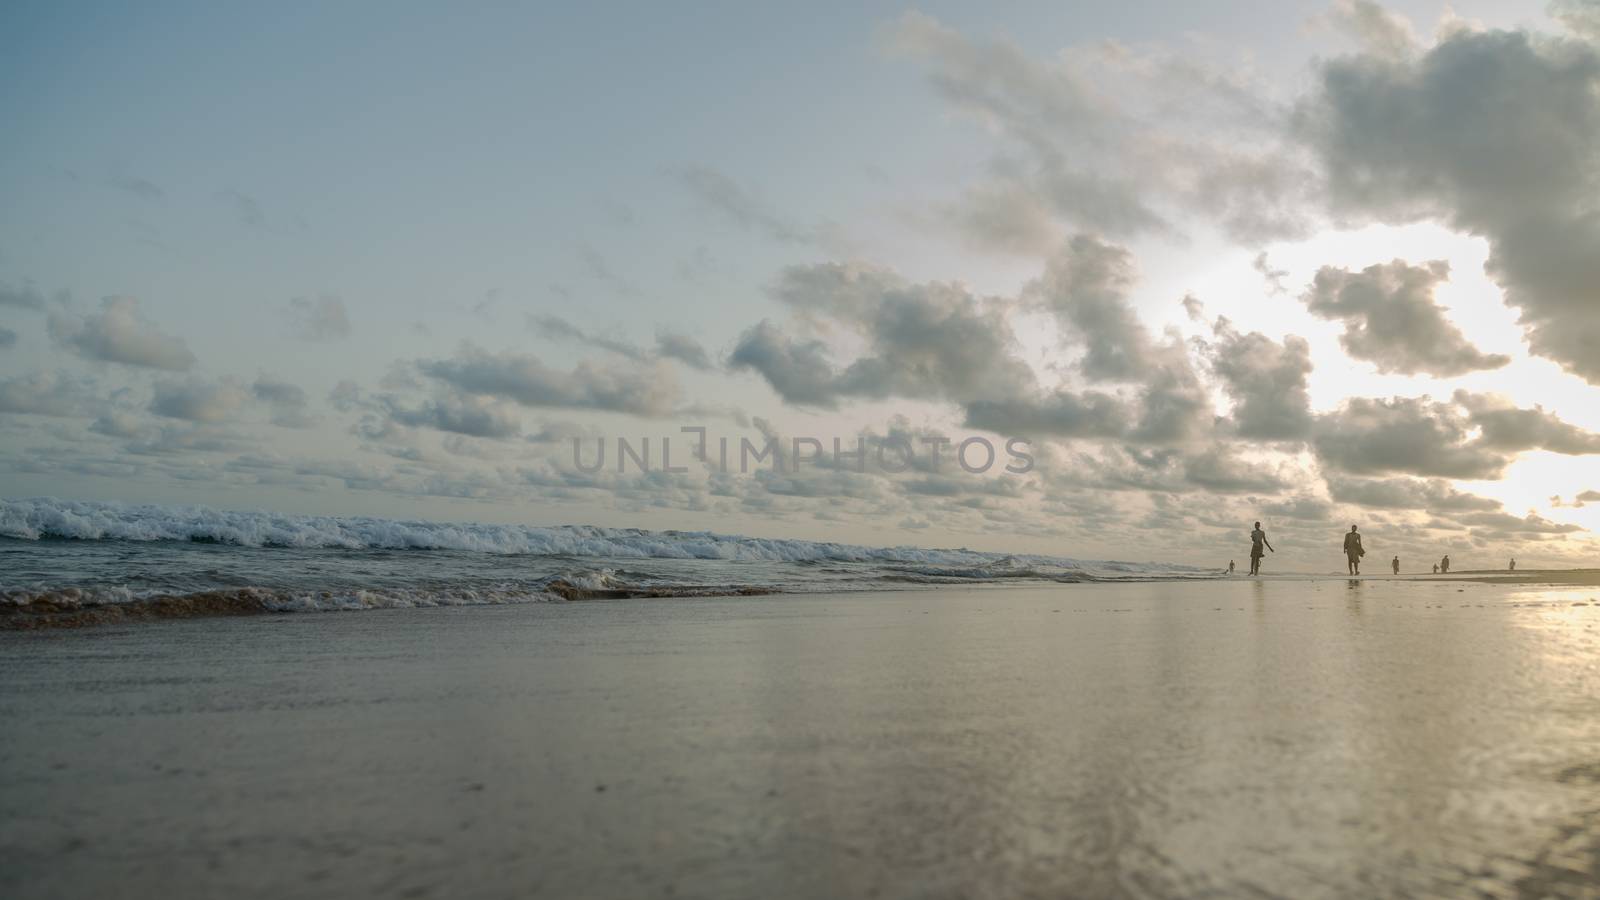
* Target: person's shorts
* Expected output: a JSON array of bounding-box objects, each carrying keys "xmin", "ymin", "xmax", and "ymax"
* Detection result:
[{"xmin": 1251, "ymin": 548, "xmax": 1264, "ymax": 559}]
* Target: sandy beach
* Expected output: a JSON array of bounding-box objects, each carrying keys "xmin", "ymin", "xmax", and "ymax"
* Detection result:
[{"xmin": 3, "ymin": 578, "xmax": 1598, "ymax": 899}]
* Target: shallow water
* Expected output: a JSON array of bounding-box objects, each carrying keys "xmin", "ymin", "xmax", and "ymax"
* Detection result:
[{"xmin": 3, "ymin": 578, "xmax": 1598, "ymax": 898}]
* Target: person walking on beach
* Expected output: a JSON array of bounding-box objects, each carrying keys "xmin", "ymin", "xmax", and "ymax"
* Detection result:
[
  {"xmin": 1432, "ymin": 563, "xmax": 1439, "ymax": 574},
  {"xmin": 1344, "ymin": 525, "xmax": 1364, "ymax": 575},
  {"xmin": 1509, "ymin": 558, "xmax": 1516, "ymax": 571},
  {"xmin": 1249, "ymin": 521, "xmax": 1273, "ymax": 575},
  {"xmin": 1228, "ymin": 560, "xmax": 1235, "ymax": 574},
  {"xmin": 1392, "ymin": 555, "xmax": 1400, "ymax": 575},
  {"xmin": 1441, "ymin": 554, "xmax": 1450, "ymax": 574}
]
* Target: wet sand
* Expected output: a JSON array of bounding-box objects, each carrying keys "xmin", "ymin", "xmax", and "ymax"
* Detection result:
[{"xmin": 3, "ymin": 578, "xmax": 1599, "ymax": 898}]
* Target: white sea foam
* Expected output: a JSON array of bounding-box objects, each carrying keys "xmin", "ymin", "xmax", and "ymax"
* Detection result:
[{"xmin": 0, "ymin": 496, "xmax": 1205, "ymax": 577}]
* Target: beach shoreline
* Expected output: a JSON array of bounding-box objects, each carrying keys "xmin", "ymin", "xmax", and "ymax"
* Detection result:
[{"xmin": 4, "ymin": 580, "xmax": 1598, "ymax": 898}]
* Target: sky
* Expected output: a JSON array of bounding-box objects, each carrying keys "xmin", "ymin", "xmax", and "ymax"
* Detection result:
[{"xmin": 3, "ymin": 0, "xmax": 1600, "ymax": 569}]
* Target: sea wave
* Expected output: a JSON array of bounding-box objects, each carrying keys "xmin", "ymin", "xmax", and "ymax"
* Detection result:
[
  {"xmin": 0, "ymin": 497, "xmax": 1205, "ymax": 577},
  {"xmin": 0, "ymin": 569, "xmax": 779, "ymax": 630}
]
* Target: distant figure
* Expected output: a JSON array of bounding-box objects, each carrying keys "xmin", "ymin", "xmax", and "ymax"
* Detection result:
[
  {"xmin": 1392, "ymin": 556, "xmax": 1400, "ymax": 575},
  {"xmin": 1228, "ymin": 560, "xmax": 1235, "ymax": 574},
  {"xmin": 1432, "ymin": 563, "xmax": 1439, "ymax": 574},
  {"xmin": 1441, "ymin": 555, "xmax": 1451, "ymax": 574},
  {"xmin": 1249, "ymin": 521, "xmax": 1273, "ymax": 576},
  {"xmin": 1509, "ymin": 558, "xmax": 1516, "ymax": 571},
  {"xmin": 1343, "ymin": 525, "xmax": 1364, "ymax": 575}
]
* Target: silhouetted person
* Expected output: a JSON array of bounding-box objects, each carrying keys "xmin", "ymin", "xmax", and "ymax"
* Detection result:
[
  {"xmin": 1343, "ymin": 525, "xmax": 1364, "ymax": 575},
  {"xmin": 1392, "ymin": 555, "xmax": 1400, "ymax": 575},
  {"xmin": 1228, "ymin": 560, "xmax": 1235, "ymax": 574},
  {"xmin": 1249, "ymin": 521, "xmax": 1273, "ymax": 575},
  {"xmin": 1509, "ymin": 558, "xmax": 1516, "ymax": 571},
  {"xmin": 1441, "ymin": 555, "xmax": 1450, "ymax": 574},
  {"xmin": 1432, "ymin": 563, "xmax": 1439, "ymax": 574}
]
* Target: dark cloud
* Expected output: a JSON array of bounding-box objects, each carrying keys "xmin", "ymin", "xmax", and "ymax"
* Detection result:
[
  {"xmin": 654, "ymin": 331, "xmax": 713, "ymax": 371},
  {"xmin": 1297, "ymin": 26, "xmax": 1600, "ymax": 382},
  {"xmin": 288, "ymin": 295, "xmax": 352, "ymax": 342},
  {"xmin": 251, "ymin": 377, "xmax": 319, "ymax": 429},
  {"xmin": 731, "ymin": 262, "xmax": 1034, "ymax": 407},
  {"xmin": 88, "ymin": 411, "xmax": 150, "ymax": 440},
  {"xmin": 1450, "ymin": 510, "xmax": 1584, "ymax": 536},
  {"xmin": 48, "ymin": 297, "xmax": 196, "ymax": 370},
  {"xmin": 727, "ymin": 321, "xmax": 842, "ymax": 407},
  {"xmin": 150, "ymin": 378, "xmax": 251, "ymax": 423},
  {"xmin": 418, "ymin": 345, "xmax": 680, "ymax": 416},
  {"xmin": 1040, "ymin": 443, "xmax": 1292, "ymax": 495},
  {"xmin": 1302, "ymin": 259, "xmax": 1509, "ymax": 375},
  {"xmin": 1325, "ymin": 475, "xmax": 1502, "ymax": 512},
  {"xmin": 963, "ymin": 389, "xmax": 1129, "ymax": 438},
  {"xmin": 1313, "ymin": 391, "xmax": 1600, "ymax": 481},
  {"xmin": 1311, "ymin": 396, "xmax": 1505, "ymax": 479},
  {"xmin": 380, "ymin": 394, "xmax": 521, "ymax": 439},
  {"xmin": 1127, "ymin": 348, "xmax": 1214, "ymax": 444},
  {"xmin": 1183, "ymin": 445, "xmax": 1292, "ymax": 494},
  {"xmin": 1205, "ymin": 320, "xmax": 1314, "ymax": 440},
  {"xmin": 0, "ymin": 281, "xmax": 55, "ymax": 311},
  {"xmin": 1029, "ymin": 236, "xmax": 1153, "ymax": 381},
  {"xmin": 1455, "ymin": 391, "xmax": 1600, "ymax": 454}
]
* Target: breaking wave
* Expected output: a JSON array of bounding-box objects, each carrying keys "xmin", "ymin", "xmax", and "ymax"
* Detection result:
[{"xmin": 0, "ymin": 497, "xmax": 1203, "ymax": 577}]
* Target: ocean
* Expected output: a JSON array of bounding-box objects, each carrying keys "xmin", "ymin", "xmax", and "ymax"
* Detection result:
[{"xmin": 1, "ymin": 497, "xmax": 1211, "ymax": 627}]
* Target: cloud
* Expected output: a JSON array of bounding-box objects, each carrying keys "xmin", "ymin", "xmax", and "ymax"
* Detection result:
[
  {"xmin": 945, "ymin": 181, "xmax": 1064, "ymax": 255},
  {"xmin": 1325, "ymin": 0, "xmax": 1419, "ymax": 60},
  {"xmin": 251, "ymin": 377, "xmax": 319, "ymax": 429},
  {"xmin": 1311, "ymin": 395, "xmax": 1506, "ymax": 479},
  {"xmin": 1454, "ymin": 390, "xmax": 1600, "ymax": 454},
  {"xmin": 654, "ymin": 330, "xmax": 713, "ymax": 371},
  {"xmin": 1252, "ymin": 252, "xmax": 1289, "ymax": 295},
  {"xmin": 1451, "ymin": 510, "xmax": 1583, "ymax": 536},
  {"xmin": 220, "ymin": 190, "xmax": 265, "ymax": 227},
  {"xmin": 671, "ymin": 164, "xmax": 818, "ymax": 244},
  {"xmin": 1301, "ymin": 259, "xmax": 1509, "ymax": 375},
  {"xmin": 107, "ymin": 171, "xmax": 164, "ymax": 201},
  {"xmin": 150, "ymin": 378, "xmax": 252, "ymax": 423},
  {"xmin": 1325, "ymin": 475, "xmax": 1502, "ymax": 512},
  {"xmin": 1550, "ymin": 0, "xmax": 1600, "ymax": 41},
  {"xmin": 417, "ymin": 345, "xmax": 681, "ymax": 415},
  {"xmin": 0, "ymin": 372, "xmax": 96, "ymax": 417},
  {"xmin": 48, "ymin": 297, "xmax": 196, "ymax": 370},
  {"xmin": 886, "ymin": 12, "xmax": 1314, "ymax": 244},
  {"xmin": 287, "ymin": 295, "xmax": 352, "ymax": 342},
  {"xmin": 1029, "ymin": 235, "xmax": 1154, "ymax": 381},
  {"xmin": 1205, "ymin": 320, "xmax": 1314, "ymax": 440},
  {"xmin": 0, "ymin": 327, "xmax": 14, "ymax": 349},
  {"xmin": 1296, "ymin": 25, "xmax": 1600, "ymax": 382},
  {"xmin": 380, "ymin": 393, "xmax": 522, "ymax": 439},
  {"xmin": 528, "ymin": 315, "xmax": 713, "ymax": 371},
  {"xmin": 964, "ymin": 389, "xmax": 1129, "ymax": 437},
  {"xmin": 730, "ymin": 262, "xmax": 1035, "ymax": 407},
  {"xmin": 0, "ymin": 281, "xmax": 55, "ymax": 311}
]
